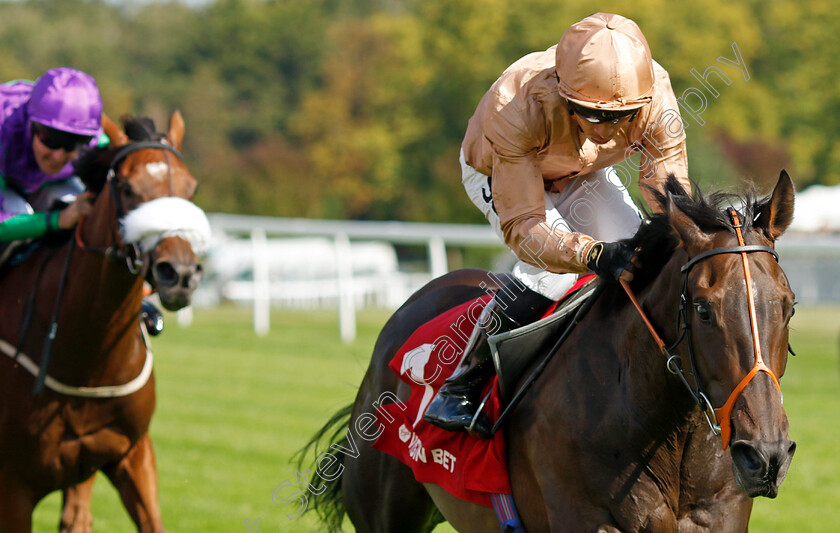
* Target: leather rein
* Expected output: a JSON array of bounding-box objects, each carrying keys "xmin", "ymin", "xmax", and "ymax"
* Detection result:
[
  {"xmin": 621, "ymin": 209, "xmax": 782, "ymax": 450},
  {"xmin": 75, "ymin": 140, "xmax": 183, "ymax": 274}
]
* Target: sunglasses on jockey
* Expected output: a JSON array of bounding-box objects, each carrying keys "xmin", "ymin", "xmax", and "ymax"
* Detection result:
[
  {"xmin": 31, "ymin": 122, "xmax": 93, "ymax": 152},
  {"xmin": 568, "ymin": 101, "xmax": 638, "ymax": 125}
]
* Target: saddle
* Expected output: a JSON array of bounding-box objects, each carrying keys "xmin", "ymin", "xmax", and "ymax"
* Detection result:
[{"xmin": 490, "ymin": 275, "xmax": 598, "ymax": 403}]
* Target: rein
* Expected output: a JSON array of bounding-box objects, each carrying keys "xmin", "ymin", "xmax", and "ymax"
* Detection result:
[
  {"xmin": 621, "ymin": 209, "xmax": 782, "ymax": 449},
  {"xmin": 32, "ymin": 238, "xmax": 75, "ymax": 396}
]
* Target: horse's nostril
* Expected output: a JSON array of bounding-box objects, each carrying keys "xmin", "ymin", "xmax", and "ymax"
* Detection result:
[
  {"xmin": 787, "ymin": 441, "xmax": 797, "ymax": 458},
  {"xmin": 180, "ymin": 264, "xmax": 202, "ymax": 289},
  {"xmin": 154, "ymin": 262, "xmax": 179, "ymax": 288},
  {"xmin": 732, "ymin": 442, "xmax": 764, "ymax": 476}
]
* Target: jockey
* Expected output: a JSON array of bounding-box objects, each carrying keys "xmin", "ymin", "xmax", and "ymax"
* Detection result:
[
  {"xmin": 0, "ymin": 67, "xmax": 164, "ymax": 335},
  {"xmin": 424, "ymin": 13, "xmax": 691, "ymax": 435},
  {"xmin": 0, "ymin": 68, "xmax": 101, "ymax": 244}
]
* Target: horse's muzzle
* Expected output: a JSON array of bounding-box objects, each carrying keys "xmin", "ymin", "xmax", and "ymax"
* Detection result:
[
  {"xmin": 151, "ymin": 238, "xmax": 203, "ymax": 310},
  {"xmin": 730, "ymin": 438, "xmax": 796, "ymax": 498}
]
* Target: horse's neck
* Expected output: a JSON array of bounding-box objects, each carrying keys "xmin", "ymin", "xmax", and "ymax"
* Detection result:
[
  {"xmin": 58, "ymin": 205, "xmax": 144, "ymax": 357},
  {"xmin": 605, "ymin": 254, "xmax": 696, "ymax": 427}
]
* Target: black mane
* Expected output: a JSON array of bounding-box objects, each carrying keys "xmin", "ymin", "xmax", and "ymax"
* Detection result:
[
  {"xmin": 73, "ymin": 115, "xmax": 162, "ymax": 193},
  {"xmin": 610, "ymin": 176, "xmax": 767, "ymax": 298}
]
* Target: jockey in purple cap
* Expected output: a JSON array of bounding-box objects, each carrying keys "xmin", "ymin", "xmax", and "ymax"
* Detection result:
[
  {"xmin": 0, "ymin": 67, "xmax": 165, "ymax": 335},
  {"xmin": 0, "ymin": 67, "xmax": 103, "ymax": 244}
]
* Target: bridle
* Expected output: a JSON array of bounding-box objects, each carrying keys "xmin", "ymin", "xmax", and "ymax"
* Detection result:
[
  {"xmin": 75, "ymin": 140, "xmax": 183, "ymax": 274},
  {"xmin": 622, "ymin": 209, "xmax": 783, "ymax": 450}
]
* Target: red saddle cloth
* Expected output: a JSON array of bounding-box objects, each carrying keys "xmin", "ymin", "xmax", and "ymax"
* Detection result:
[
  {"xmin": 372, "ymin": 294, "xmax": 507, "ymax": 507},
  {"xmin": 372, "ymin": 275, "xmax": 595, "ymax": 507}
]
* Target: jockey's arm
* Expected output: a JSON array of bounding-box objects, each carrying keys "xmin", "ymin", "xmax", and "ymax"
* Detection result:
[
  {"xmin": 492, "ymin": 151, "xmax": 598, "ymax": 275},
  {"xmin": 0, "ymin": 176, "xmax": 57, "ymax": 243},
  {"xmin": 0, "ymin": 211, "xmax": 60, "ymax": 242},
  {"xmin": 479, "ymin": 96, "xmax": 602, "ymax": 275},
  {"xmin": 0, "ymin": 188, "xmax": 92, "ymax": 242}
]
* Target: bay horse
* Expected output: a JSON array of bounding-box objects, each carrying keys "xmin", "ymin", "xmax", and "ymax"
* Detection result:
[
  {"xmin": 0, "ymin": 112, "xmax": 209, "ymax": 532},
  {"xmin": 304, "ymin": 172, "xmax": 796, "ymax": 532}
]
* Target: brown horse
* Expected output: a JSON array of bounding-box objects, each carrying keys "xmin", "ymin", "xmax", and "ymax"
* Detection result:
[
  {"xmin": 0, "ymin": 112, "xmax": 208, "ymax": 532},
  {"xmin": 303, "ymin": 172, "xmax": 796, "ymax": 532}
]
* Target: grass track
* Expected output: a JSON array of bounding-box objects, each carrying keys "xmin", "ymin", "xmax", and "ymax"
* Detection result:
[{"xmin": 31, "ymin": 305, "xmax": 839, "ymax": 532}]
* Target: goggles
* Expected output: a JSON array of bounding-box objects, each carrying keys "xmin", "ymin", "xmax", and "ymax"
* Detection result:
[
  {"xmin": 568, "ymin": 101, "xmax": 638, "ymax": 125},
  {"xmin": 31, "ymin": 122, "xmax": 93, "ymax": 152}
]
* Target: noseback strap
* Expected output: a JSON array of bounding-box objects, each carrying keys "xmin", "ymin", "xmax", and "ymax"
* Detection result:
[{"xmin": 712, "ymin": 210, "xmax": 782, "ymax": 449}]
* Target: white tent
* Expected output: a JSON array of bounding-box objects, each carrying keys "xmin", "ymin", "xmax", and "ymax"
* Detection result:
[{"xmin": 789, "ymin": 184, "xmax": 840, "ymax": 233}]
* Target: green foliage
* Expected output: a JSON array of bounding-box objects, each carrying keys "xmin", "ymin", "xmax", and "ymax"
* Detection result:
[{"xmin": 0, "ymin": 0, "xmax": 836, "ymax": 217}]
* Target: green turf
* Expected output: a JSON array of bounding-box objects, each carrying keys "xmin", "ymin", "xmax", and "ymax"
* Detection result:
[
  {"xmin": 749, "ymin": 306, "xmax": 840, "ymax": 532},
  {"xmin": 31, "ymin": 305, "xmax": 839, "ymax": 532}
]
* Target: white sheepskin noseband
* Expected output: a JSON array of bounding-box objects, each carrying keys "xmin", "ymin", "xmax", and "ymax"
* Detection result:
[{"xmin": 120, "ymin": 197, "xmax": 211, "ymax": 254}]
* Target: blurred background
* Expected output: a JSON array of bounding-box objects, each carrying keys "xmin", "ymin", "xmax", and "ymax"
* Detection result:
[
  {"xmin": 5, "ymin": 0, "xmax": 838, "ymax": 531},
  {"xmin": 4, "ymin": 0, "xmax": 840, "ymax": 323},
  {"xmin": 3, "ymin": 0, "xmax": 838, "ymax": 219}
]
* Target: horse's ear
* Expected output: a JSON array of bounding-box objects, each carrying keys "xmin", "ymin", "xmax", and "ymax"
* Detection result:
[
  {"xmin": 755, "ymin": 170, "xmax": 795, "ymax": 242},
  {"xmin": 101, "ymin": 113, "xmax": 128, "ymax": 146},
  {"xmin": 167, "ymin": 110, "xmax": 185, "ymax": 152},
  {"xmin": 668, "ymin": 193, "xmax": 713, "ymax": 253}
]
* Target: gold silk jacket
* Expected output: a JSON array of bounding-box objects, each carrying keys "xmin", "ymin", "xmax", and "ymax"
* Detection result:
[{"xmin": 462, "ymin": 45, "xmax": 689, "ymax": 274}]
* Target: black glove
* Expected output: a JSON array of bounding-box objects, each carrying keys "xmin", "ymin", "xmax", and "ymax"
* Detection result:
[{"xmin": 585, "ymin": 241, "xmax": 635, "ymax": 281}]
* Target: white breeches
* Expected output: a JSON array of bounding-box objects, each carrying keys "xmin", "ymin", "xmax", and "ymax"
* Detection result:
[{"xmin": 461, "ymin": 149, "xmax": 642, "ymax": 300}]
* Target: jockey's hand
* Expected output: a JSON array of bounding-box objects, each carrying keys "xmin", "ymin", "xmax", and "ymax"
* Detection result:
[
  {"xmin": 586, "ymin": 241, "xmax": 636, "ymax": 282},
  {"xmin": 57, "ymin": 192, "xmax": 95, "ymax": 230}
]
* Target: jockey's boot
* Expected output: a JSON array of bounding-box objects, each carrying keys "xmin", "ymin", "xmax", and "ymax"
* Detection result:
[
  {"xmin": 141, "ymin": 300, "xmax": 164, "ymax": 336},
  {"xmin": 423, "ymin": 281, "xmax": 553, "ymax": 437}
]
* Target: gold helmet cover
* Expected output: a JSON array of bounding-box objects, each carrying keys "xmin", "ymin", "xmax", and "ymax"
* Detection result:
[{"xmin": 556, "ymin": 13, "xmax": 655, "ymax": 111}]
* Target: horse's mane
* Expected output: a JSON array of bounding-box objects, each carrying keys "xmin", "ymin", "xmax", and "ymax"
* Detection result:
[
  {"xmin": 74, "ymin": 115, "xmax": 164, "ymax": 194},
  {"xmin": 607, "ymin": 176, "xmax": 768, "ymax": 303}
]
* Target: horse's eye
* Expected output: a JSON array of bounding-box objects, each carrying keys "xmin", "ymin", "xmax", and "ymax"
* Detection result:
[
  {"xmin": 694, "ymin": 303, "xmax": 711, "ymax": 322},
  {"xmin": 119, "ymin": 183, "xmax": 135, "ymax": 198},
  {"xmin": 786, "ymin": 302, "xmax": 796, "ymax": 326}
]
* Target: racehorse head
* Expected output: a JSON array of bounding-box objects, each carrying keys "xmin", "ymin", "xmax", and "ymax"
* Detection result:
[
  {"xmin": 76, "ymin": 112, "xmax": 210, "ymax": 310},
  {"xmin": 641, "ymin": 171, "xmax": 796, "ymax": 498}
]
